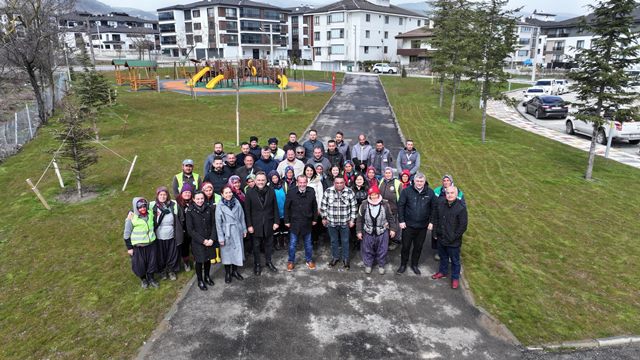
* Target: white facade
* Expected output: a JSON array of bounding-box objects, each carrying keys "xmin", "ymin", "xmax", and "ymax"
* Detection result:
[{"xmin": 309, "ymin": 6, "xmax": 428, "ymax": 71}]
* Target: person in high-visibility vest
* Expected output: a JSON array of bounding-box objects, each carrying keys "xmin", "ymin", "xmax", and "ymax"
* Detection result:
[
  {"xmin": 123, "ymin": 197, "xmax": 159, "ymax": 289},
  {"xmin": 149, "ymin": 186, "xmax": 180, "ymax": 281},
  {"xmin": 172, "ymin": 159, "xmax": 202, "ymax": 197}
]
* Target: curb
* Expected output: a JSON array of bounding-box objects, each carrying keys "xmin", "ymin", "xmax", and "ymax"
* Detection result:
[
  {"xmin": 378, "ymin": 76, "xmax": 407, "ymax": 144},
  {"xmin": 526, "ymin": 336, "xmax": 640, "ymax": 352}
]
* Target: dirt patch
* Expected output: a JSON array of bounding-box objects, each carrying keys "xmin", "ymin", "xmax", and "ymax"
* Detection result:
[{"xmin": 55, "ymin": 189, "xmax": 99, "ymax": 204}]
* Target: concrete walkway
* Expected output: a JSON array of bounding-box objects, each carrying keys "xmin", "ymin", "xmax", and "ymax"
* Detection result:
[
  {"xmin": 137, "ymin": 74, "xmax": 523, "ymax": 359},
  {"xmin": 486, "ymin": 99, "xmax": 640, "ymax": 169}
]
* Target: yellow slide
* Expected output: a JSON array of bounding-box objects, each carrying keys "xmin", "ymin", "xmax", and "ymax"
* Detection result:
[
  {"xmin": 187, "ymin": 67, "xmax": 210, "ymax": 87},
  {"xmin": 205, "ymin": 74, "xmax": 225, "ymax": 89},
  {"xmin": 251, "ymin": 66, "xmax": 257, "ymax": 76},
  {"xmin": 277, "ymin": 74, "xmax": 288, "ymax": 89}
]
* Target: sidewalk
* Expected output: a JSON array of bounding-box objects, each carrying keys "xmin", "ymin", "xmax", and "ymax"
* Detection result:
[{"xmin": 486, "ymin": 100, "xmax": 640, "ymax": 169}]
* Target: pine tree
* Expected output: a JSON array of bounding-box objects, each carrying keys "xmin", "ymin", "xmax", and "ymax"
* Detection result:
[{"xmin": 568, "ymin": 0, "xmax": 640, "ymax": 180}]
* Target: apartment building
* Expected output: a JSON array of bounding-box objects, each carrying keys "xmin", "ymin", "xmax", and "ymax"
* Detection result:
[
  {"xmin": 59, "ymin": 12, "xmax": 159, "ymax": 53},
  {"xmin": 394, "ymin": 26, "xmax": 434, "ymax": 67},
  {"xmin": 157, "ymin": 0, "xmax": 289, "ymax": 61},
  {"xmin": 286, "ymin": 6, "xmax": 313, "ymax": 62},
  {"xmin": 307, "ymin": 0, "xmax": 428, "ymax": 71}
]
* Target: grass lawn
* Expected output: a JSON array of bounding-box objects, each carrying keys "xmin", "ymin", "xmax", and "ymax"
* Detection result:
[
  {"xmin": 381, "ymin": 76, "xmax": 640, "ymax": 344},
  {"xmin": 0, "ymin": 86, "xmax": 331, "ymax": 358}
]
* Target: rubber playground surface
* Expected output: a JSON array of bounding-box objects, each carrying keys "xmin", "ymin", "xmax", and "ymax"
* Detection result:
[{"xmin": 161, "ymin": 78, "xmax": 333, "ymax": 96}]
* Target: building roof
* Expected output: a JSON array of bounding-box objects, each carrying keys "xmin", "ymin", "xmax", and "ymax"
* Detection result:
[
  {"xmin": 287, "ymin": 6, "xmax": 314, "ymax": 15},
  {"xmin": 60, "ymin": 12, "xmax": 156, "ymax": 24},
  {"xmin": 124, "ymin": 60, "xmax": 158, "ymax": 68},
  {"xmin": 64, "ymin": 25, "xmax": 158, "ymax": 35},
  {"xmin": 524, "ymin": 5, "xmax": 640, "ymax": 29},
  {"xmin": 307, "ymin": 0, "xmax": 427, "ymax": 18},
  {"xmin": 157, "ymin": 0, "xmax": 284, "ymax": 12},
  {"xmin": 395, "ymin": 26, "xmax": 432, "ymax": 39}
]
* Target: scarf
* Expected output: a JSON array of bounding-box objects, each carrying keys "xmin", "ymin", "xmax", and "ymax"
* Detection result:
[{"xmin": 222, "ymin": 197, "xmax": 236, "ymax": 210}]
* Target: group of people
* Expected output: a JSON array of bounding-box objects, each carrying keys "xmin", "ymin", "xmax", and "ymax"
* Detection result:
[{"xmin": 123, "ymin": 130, "xmax": 468, "ymax": 291}]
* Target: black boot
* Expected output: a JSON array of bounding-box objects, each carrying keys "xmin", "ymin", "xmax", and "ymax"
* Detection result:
[
  {"xmin": 147, "ymin": 274, "xmax": 159, "ymax": 288},
  {"xmin": 254, "ymin": 263, "xmax": 262, "ymax": 276},
  {"xmin": 273, "ymin": 235, "xmax": 281, "ymax": 251},
  {"xmin": 267, "ymin": 262, "xmax": 278, "ymax": 272},
  {"xmin": 198, "ymin": 280, "xmax": 208, "ymax": 291},
  {"xmin": 343, "ymin": 260, "xmax": 350, "ymax": 270},
  {"xmin": 231, "ymin": 265, "xmax": 244, "ymax": 280},
  {"xmin": 225, "ymin": 265, "xmax": 232, "ymax": 283},
  {"xmin": 204, "ymin": 276, "xmax": 214, "ymax": 286}
]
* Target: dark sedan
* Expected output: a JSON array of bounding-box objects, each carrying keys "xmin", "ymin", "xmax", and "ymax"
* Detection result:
[{"xmin": 525, "ymin": 96, "xmax": 568, "ymax": 119}]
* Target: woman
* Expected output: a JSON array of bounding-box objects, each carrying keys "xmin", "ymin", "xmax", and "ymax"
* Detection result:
[
  {"xmin": 355, "ymin": 185, "xmax": 398, "ymax": 275},
  {"xmin": 399, "ymin": 169, "xmax": 412, "ymax": 191},
  {"xmin": 244, "ymin": 174, "xmax": 256, "ymax": 193},
  {"xmin": 315, "ymin": 164, "xmax": 327, "ymax": 189},
  {"xmin": 201, "ymin": 181, "xmax": 220, "ymax": 207},
  {"xmin": 304, "ymin": 164, "xmax": 324, "ymax": 248},
  {"xmin": 283, "ymin": 165, "xmax": 296, "ymax": 192},
  {"xmin": 176, "ymin": 183, "xmax": 194, "ymax": 271},
  {"xmin": 342, "ymin": 160, "xmax": 357, "ymax": 187},
  {"xmin": 325, "ymin": 165, "xmax": 341, "ymax": 189},
  {"xmin": 123, "ymin": 197, "xmax": 159, "ymax": 289},
  {"xmin": 365, "ymin": 166, "xmax": 378, "ymax": 188},
  {"xmin": 228, "ymin": 175, "xmax": 246, "ymax": 205},
  {"xmin": 350, "ymin": 174, "xmax": 369, "ymax": 251},
  {"xmin": 186, "ymin": 191, "xmax": 218, "ymax": 291},
  {"xmin": 269, "ymin": 170, "xmax": 288, "ymax": 250},
  {"xmin": 216, "ymin": 186, "xmax": 248, "ymax": 284},
  {"xmin": 149, "ymin": 186, "xmax": 179, "ymax": 281}
]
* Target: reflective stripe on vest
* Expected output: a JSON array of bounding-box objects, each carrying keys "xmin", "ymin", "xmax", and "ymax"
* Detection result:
[
  {"xmin": 175, "ymin": 172, "xmax": 200, "ymax": 192},
  {"xmin": 379, "ymin": 179, "xmax": 401, "ymax": 201},
  {"xmin": 131, "ymin": 214, "xmax": 156, "ymax": 245},
  {"xmin": 149, "ymin": 200, "xmax": 177, "ymax": 215}
]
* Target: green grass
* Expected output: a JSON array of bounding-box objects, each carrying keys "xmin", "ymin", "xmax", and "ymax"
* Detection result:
[
  {"xmin": 0, "ymin": 86, "xmax": 331, "ymax": 359},
  {"xmin": 381, "ymin": 76, "xmax": 640, "ymax": 344}
]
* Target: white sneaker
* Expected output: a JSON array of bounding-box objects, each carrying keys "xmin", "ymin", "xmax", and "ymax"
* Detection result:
[
  {"xmin": 378, "ymin": 267, "xmax": 385, "ymax": 275},
  {"xmin": 364, "ymin": 266, "xmax": 372, "ymax": 274}
]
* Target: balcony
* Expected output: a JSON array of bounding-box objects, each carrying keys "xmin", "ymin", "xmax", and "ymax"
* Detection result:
[{"xmin": 397, "ymin": 48, "xmax": 435, "ymax": 57}]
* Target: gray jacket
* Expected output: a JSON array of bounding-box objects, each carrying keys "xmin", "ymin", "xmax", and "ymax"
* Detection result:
[
  {"xmin": 369, "ymin": 148, "xmax": 393, "ymax": 175},
  {"xmin": 306, "ymin": 156, "xmax": 332, "ymax": 174},
  {"xmin": 215, "ymin": 199, "xmax": 247, "ymax": 266},
  {"xmin": 396, "ymin": 148, "xmax": 421, "ymax": 175}
]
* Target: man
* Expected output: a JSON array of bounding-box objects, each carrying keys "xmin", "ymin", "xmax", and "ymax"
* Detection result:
[
  {"xmin": 283, "ymin": 132, "xmax": 300, "ymax": 154},
  {"xmin": 320, "ymin": 177, "xmax": 357, "ymax": 270},
  {"xmin": 256, "ymin": 146, "xmax": 280, "ymax": 174},
  {"xmin": 224, "ymin": 153, "xmax": 240, "ymax": 174},
  {"xmin": 235, "ymin": 154, "xmax": 261, "ymax": 188},
  {"xmin": 172, "ymin": 159, "xmax": 202, "ymax": 197},
  {"xmin": 244, "ymin": 172, "xmax": 280, "ymax": 275},
  {"xmin": 396, "ymin": 173, "xmax": 436, "ymax": 275},
  {"xmin": 203, "ymin": 142, "xmax": 227, "ymax": 177},
  {"xmin": 302, "ymin": 129, "xmax": 324, "ymax": 159},
  {"xmin": 277, "ymin": 148, "xmax": 305, "ymax": 178},
  {"xmin": 268, "ymin": 137, "xmax": 285, "ymax": 161},
  {"xmin": 306, "ymin": 147, "xmax": 331, "ymax": 174},
  {"xmin": 204, "ymin": 156, "xmax": 232, "ymax": 194},
  {"xmin": 335, "ymin": 131, "xmax": 351, "ymax": 160},
  {"xmin": 351, "ymin": 134, "xmax": 373, "ymax": 173},
  {"xmin": 396, "ymin": 139, "xmax": 421, "ymax": 177},
  {"xmin": 432, "ymin": 174, "xmax": 466, "ymax": 260},
  {"xmin": 325, "ymin": 140, "xmax": 345, "ymax": 170},
  {"xmin": 431, "ymin": 186, "xmax": 468, "ymax": 289},
  {"xmin": 284, "ymin": 175, "xmax": 318, "ymax": 271},
  {"xmin": 378, "ymin": 167, "xmax": 401, "ymax": 250},
  {"xmin": 369, "ymin": 139, "xmax": 393, "ymax": 177},
  {"xmin": 236, "ymin": 142, "xmax": 251, "ymax": 166},
  {"xmin": 249, "ymin": 136, "xmax": 262, "ymax": 159},
  {"xmin": 356, "ymin": 185, "xmax": 397, "ymax": 275},
  {"xmin": 295, "ymin": 146, "xmax": 307, "ymax": 161}
]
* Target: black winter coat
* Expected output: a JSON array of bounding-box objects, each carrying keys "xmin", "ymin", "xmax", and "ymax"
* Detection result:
[
  {"xmin": 433, "ymin": 198, "xmax": 468, "ymax": 247},
  {"xmin": 204, "ymin": 167, "xmax": 232, "ymax": 194},
  {"xmin": 397, "ymin": 185, "xmax": 436, "ymax": 228},
  {"xmin": 244, "ymin": 186, "xmax": 279, "ymax": 238},
  {"xmin": 284, "ymin": 187, "xmax": 318, "ymax": 236},
  {"xmin": 326, "ymin": 150, "xmax": 344, "ymax": 170},
  {"xmin": 186, "ymin": 203, "xmax": 218, "ymax": 262}
]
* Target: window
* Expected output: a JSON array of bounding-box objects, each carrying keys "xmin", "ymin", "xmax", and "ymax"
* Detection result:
[
  {"xmin": 207, "ymin": 8, "xmax": 215, "ymax": 18},
  {"xmin": 158, "ymin": 12, "xmax": 175, "ymax": 21},
  {"xmin": 159, "ymin": 23, "xmax": 175, "ymax": 32},
  {"xmin": 418, "ymin": 20, "xmax": 421, "ymax": 26},
  {"xmin": 328, "ymin": 12, "xmax": 344, "ymax": 23},
  {"xmin": 517, "ymin": 50, "xmax": 528, "ymax": 56},
  {"xmin": 330, "ymin": 29, "xmax": 344, "ymax": 39},
  {"xmin": 365, "ymin": 30, "xmax": 370, "ymax": 38},
  {"xmin": 184, "ymin": 10, "xmax": 191, "ymax": 20},
  {"xmin": 314, "ymin": 32, "xmax": 320, "ymax": 41},
  {"xmin": 366, "ymin": 14, "xmax": 370, "ymax": 22},
  {"xmin": 385, "ymin": 16, "xmax": 389, "ymax": 24},
  {"xmin": 384, "ymin": 46, "xmax": 388, "ymax": 54},
  {"xmin": 292, "ymin": 16, "xmax": 299, "ymax": 25},
  {"xmin": 314, "ymin": 16, "xmax": 319, "ymax": 25},
  {"xmin": 240, "ymin": 20, "xmax": 261, "ymax": 31},
  {"xmin": 193, "ymin": 22, "xmax": 202, "ymax": 30},
  {"xmin": 520, "ymin": 26, "xmax": 532, "ymax": 33},
  {"xmin": 364, "ymin": 46, "xmax": 369, "ymax": 54},
  {"xmin": 192, "ymin": 10, "xmax": 200, "ymax": 18},
  {"xmin": 194, "ymin": 35, "xmax": 202, "ymax": 43},
  {"xmin": 384, "ymin": 31, "xmax": 388, "ymax": 39},
  {"xmin": 240, "ymin": 7, "xmax": 261, "ymax": 18},
  {"xmin": 264, "ymin": 10, "xmax": 280, "ymax": 20},
  {"xmin": 399, "ymin": 17, "xmax": 403, "ymax": 25},
  {"xmin": 576, "ymin": 40, "xmax": 585, "ymax": 49},
  {"xmin": 327, "ymin": 31, "xmax": 331, "ymax": 40},
  {"xmin": 331, "ymin": 45, "xmax": 344, "ymax": 54},
  {"xmin": 112, "ymin": 34, "xmax": 121, "ymax": 41},
  {"xmin": 225, "ymin": 8, "xmax": 237, "ymax": 18},
  {"xmin": 314, "ymin": 47, "xmax": 321, "ymax": 56},
  {"xmin": 185, "ymin": 23, "xmax": 192, "ymax": 32},
  {"xmin": 411, "ymin": 40, "xmax": 421, "ymax": 49},
  {"xmin": 186, "ymin": 34, "xmax": 193, "ymax": 45},
  {"xmin": 518, "ymin": 38, "xmax": 530, "ymax": 46}
]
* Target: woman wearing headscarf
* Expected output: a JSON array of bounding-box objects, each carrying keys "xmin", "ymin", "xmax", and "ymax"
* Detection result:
[
  {"xmin": 283, "ymin": 165, "xmax": 296, "ymax": 192},
  {"xmin": 365, "ymin": 166, "xmax": 378, "ymax": 188},
  {"xmin": 186, "ymin": 191, "xmax": 218, "ymax": 291},
  {"xmin": 176, "ymin": 183, "xmax": 194, "ymax": 271},
  {"xmin": 201, "ymin": 181, "xmax": 221, "ymax": 207},
  {"xmin": 350, "ymin": 173, "xmax": 369, "ymax": 251},
  {"xmin": 227, "ymin": 175, "xmax": 246, "ymax": 205},
  {"xmin": 216, "ymin": 186, "xmax": 248, "ymax": 284},
  {"xmin": 149, "ymin": 186, "xmax": 180, "ymax": 281},
  {"xmin": 269, "ymin": 170, "xmax": 288, "ymax": 250},
  {"xmin": 342, "ymin": 160, "xmax": 357, "ymax": 187},
  {"xmin": 123, "ymin": 197, "xmax": 159, "ymax": 289},
  {"xmin": 399, "ymin": 169, "xmax": 412, "ymax": 191}
]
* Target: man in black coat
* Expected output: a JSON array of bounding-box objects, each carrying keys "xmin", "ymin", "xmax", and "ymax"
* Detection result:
[
  {"xmin": 204, "ymin": 156, "xmax": 232, "ymax": 194},
  {"xmin": 284, "ymin": 175, "xmax": 318, "ymax": 271},
  {"xmin": 244, "ymin": 172, "xmax": 280, "ymax": 275},
  {"xmin": 431, "ymin": 186, "xmax": 468, "ymax": 289},
  {"xmin": 396, "ymin": 172, "xmax": 437, "ymax": 275}
]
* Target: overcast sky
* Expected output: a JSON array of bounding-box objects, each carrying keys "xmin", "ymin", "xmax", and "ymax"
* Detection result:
[{"xmin": 102, "ymin": 0, "xmax": 595, "ymax": 16}]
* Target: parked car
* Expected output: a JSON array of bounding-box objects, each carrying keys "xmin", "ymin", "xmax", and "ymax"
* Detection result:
[
  {"xmin": 534, "ymin": 79, "xmax": 560, "ymax": 95},
  {"xmin": 522, "ymin": 87, "xmax": 546, "ymax": 105},
  {"xmin": 372, "ymin": 63, "xmax": 398, "ymax": 74},
  {"xmin": 555, "ymin": 79, "xmax": 569, "ymax": 94},
  {"xmin": 524, "ymin": 96, "xmax": 568, "ymax": 119},
  {"xmin": 565, "ymin": 112, "xmax": 640, "ymax": 145}
]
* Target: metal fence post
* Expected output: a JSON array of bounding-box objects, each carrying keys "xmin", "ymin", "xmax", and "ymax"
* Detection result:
[
  {"xmin": 14, "ymin": 113, "xmax": 18, "ymax": 145},
  {"xmin": 26, "ymin": 104, "xmax": 33, "ymax": 139}
]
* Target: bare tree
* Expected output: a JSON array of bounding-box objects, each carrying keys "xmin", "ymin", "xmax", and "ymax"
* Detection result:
[
  {"xmin": 129, "ymin": 33, "xmax": 154, "ymax": 60},
  {"xmin": 0, "ymin": 0, "xmax": 75, "ymax": 125}
]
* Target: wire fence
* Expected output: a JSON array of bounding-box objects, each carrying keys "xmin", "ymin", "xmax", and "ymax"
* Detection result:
[{"xmin": 0, "ymin": 72, "xmax": 69, "ymax": 161}]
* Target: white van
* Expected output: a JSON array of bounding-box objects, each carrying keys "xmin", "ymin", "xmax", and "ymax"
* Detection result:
[{"xmin": 534, "ymin": 79, "xmax": 559, "ymax": 95}]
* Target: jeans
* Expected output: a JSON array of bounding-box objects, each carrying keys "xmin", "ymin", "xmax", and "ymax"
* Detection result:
[
  {"xmin": 288, "ymin": 232, "xmax": 313, "ymax": 263},
  {"xmin": 437, "ymin": 243, "xmax": 461, "ymax": 280},
  {"xmin": 327, "ymin": 225, "xmax": 350, "ymax": 261},
  {"xmin": 400, "ymin": 226, "xmax": 427, "ymax": 267}
]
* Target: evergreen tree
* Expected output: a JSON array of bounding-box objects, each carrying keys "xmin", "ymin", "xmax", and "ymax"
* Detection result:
[{"xmin": 568, "ymin": 0, "xmax": 640, "ymax": 180}]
